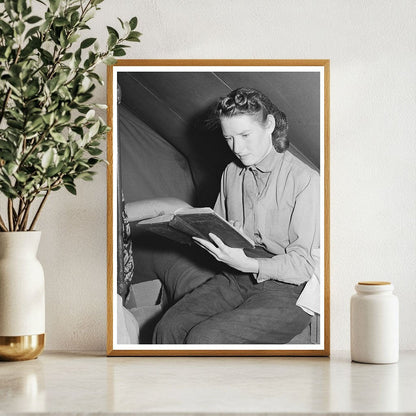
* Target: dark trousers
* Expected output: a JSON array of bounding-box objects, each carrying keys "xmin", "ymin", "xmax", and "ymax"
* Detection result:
[{"xmin": 148, "ymin": 246, "xmax": 311, "ymax": 344}]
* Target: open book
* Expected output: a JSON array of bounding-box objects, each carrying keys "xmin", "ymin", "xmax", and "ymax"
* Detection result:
[{"xmin": 134, "ymin": 207, "xmax": 255, "ymax": 249}]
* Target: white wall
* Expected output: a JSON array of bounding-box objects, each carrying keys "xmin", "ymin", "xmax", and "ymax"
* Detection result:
[{"xmin": 37, "ymin": 0, "xmax": 416, "ymax": 351}]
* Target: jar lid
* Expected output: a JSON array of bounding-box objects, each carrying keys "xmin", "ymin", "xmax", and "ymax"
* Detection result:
[
  {"xmin": 358, "ymin": 281, "xmax": 391, "ymax": 285},
  {"xmin": 355, "ymin": 281, "xmax": 394, "ymax": 293}
]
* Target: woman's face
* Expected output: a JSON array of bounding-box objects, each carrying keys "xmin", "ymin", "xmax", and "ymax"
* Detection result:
[{"xmin": 220, "ymin": 114, "xmax": 275, "ymax": 167}]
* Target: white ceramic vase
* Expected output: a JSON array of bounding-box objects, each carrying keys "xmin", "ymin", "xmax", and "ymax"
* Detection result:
[{"xmin": 0, "ymin": 231, "xmax": 45, "ymax": 361}]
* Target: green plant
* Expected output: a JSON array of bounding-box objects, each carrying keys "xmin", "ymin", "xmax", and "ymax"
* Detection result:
[{"xmin": 0, "ymin": 0, "xmax": 140, "ymax": 231}]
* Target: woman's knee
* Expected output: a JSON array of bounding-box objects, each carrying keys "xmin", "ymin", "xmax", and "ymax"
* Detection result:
[{"xmin": 153, "ymin": 311, "xmax": 187, "ymax": 344}]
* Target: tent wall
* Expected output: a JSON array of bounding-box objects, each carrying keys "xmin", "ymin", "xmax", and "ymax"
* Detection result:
[
  {"xmin": 118, "ymin": 71, "xmax": 320, "ymax": 207},
  {"xmin": 118, "ymin": 104, "xmax": 195, "ymax": 205}
]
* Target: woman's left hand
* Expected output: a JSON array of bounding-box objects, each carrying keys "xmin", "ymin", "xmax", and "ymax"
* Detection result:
[{"xmin": 193, "ymin": 233, "xmax": 259, "ymax": 273}]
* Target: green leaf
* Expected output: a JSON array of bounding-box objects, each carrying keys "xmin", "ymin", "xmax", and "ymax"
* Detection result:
[
  {"xmin": 106, "ymin": 26, "xmax": 119, "ymax": 39},
  {"xmin": 24, "ymin": 25, "xmax": 40, "ymax": 39},
  {"xmin": 85, "ymin": 109, "xmax": 95, "ymax": 120},
  {"xmin": 113, "ymin": 47, "xmax": 126, "ymax": 57},
  {"xmin": 61, "ymin": 52, "xmax": 72, "ymax": 61},
  {"xmin": 40, "ymin": 49, "xmax": 53, "ymax": 64},
  {"xmin": 76, "ymin": 160, "xmax": 90, "ymax": 169},
  {"xmin": 83, "ymin": 9, "xmax": 95, "ymax": 23},
  {"xmin": 48, "ymin": 76, "xmax": 59, "ymax": 92},
  {"xmin": 25, "ymin": 117, "xmax": 44, "ymax": 133},
  {"xmin": 107, "ymin": 33, "xmax": 117, "ymax": 49},
  {"xmin": 42, "ymin": 112, "xmax": 54, "ymax": 125},
  {"xmin": 57, "ymin": 85, "xmax": 71, "ymax": 100},
  {"xmin": 41, "ymin": 148, "xmax": 54, "ymax": 169},
  {"xmin": 17, "ymin": 0, "xmax": 27, "ymax": 14},
  {"xmin": 63, "ymin": 146, "xmax": 70, "ymax": 160},
  {"xmin": 68, "ymin": 33, "xmax": 80, "ymax": 44},
  {"xmin": 80, "ymin": 37, "xmax": 96, "ymax": 49},
  {"xmin": 23, "ymin": 83, "xmax": 39, "ymax": 98},
  {"xmin": 22, "ymin": 6, "xmax": 32, "ymax": 17},
  {"xmin": 71, "ymin": 126, "xmax": 84, "ymax": 136},
  {"xmin": 0, "ymin": 141, "xmax": 14, "ymax": 152},
  {"xmin": 16, "ymin": 21, "xmax": 25, "ymax": 35},
  {"xmin": 88, "ymin": 120, "xmax": 100, "ymax": 138},
  {"xmin": 50, "ymin": 131, "xmax": 67, "ymax": 143},
  {"xmin": 80, "ymin": 76, "xmax": 92, "ymax": 92},
  {"xmin": 45, "ymin": 164, "xmax": 62, "ymax": 177},
  {"xmin": 78, "ymin": 171, "xmax": 95, "ymax": 181},
  {"xmin": 5, "ymin": 162, "xmax": 18, "ymax": 176},
  {"xmin": 64, "ymin": 183, "xmax": 76, "ymax": 195},
  {"xmin": 103, "ymin": 56, "xmax": 117, "ymax": 65},
  {"xmin": 70, "ymin": 11, "xmax": 80, "ymax": 26},
  {"xmin": 0, "ymin": 20, "xmax": 13, "ymax": 35},
  {"xmin": 88, "ymin": 72, "xmax": 103, "ymax": 85},
  {"xmin": 0, "ymin": 183, "xmax": 18, "ymax": 198},
  {"xmin": 116, "ymin": 17, "xmax": 125, "ymax": 29},
  {"xmin": 4, "ymin": 1, "xmax": 16, "ymax": 19},
  {"xmin": 14, "ymin": 171, "xmax": 28, "ymax": 183},
  {"xmin": 3, "ymin": 46, "xmax": 12, "ymax": 59},
  {"xmin": 49, "ymin": 0, "xmax": 59, "ymax": 13},
  {"xmin": 54, "ymin": 17, "xmax": 69, "ymax": 27},
  {"xmin": 77, "ymin": 94, "xmax": 93, "ymax": 104},
  {"xmin": 74, "ymin": 148, "xmax": 84, "ymax": 159},
  {"xmin": 21, "ymin": 37, "xmax": 41, "ymax": 56},
  {"xmin": 87, "ymin": 147, "xmax": 102, "ymax": 156},
  {"xmin": 129, "ymin": 16, "xmax": 138, "ymax": 30},
  {"xmin": 26, "ymin": 15, "xmax": 42, "ymax": 24},
  {"xmin": 126, "ymin": 32, "xmax": 141, "ymax": 42},
  {"xmin": 59, "ymin": 29, "xmax": 67, "ymax": 47},
  {"xmin": 87, "ymin": 158, "xmax": 100, "ymax": 166},
  {"xmin": 74, "ymin": 115, "xmax": 86, "ymax": 125},
  {"xmin": 7, "ymin": 119, "xmax": 24, "ymax": 129}
]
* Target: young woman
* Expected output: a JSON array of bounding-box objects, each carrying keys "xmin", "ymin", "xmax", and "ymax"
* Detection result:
[{"xmin": 152, "ymin": 87, "xmax": 320, "ymax": 344}]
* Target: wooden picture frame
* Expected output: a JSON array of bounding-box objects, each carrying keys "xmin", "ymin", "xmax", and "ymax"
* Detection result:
[{"xmin": 107, "ymin": 60, "xmax": 330, "ymax": 356}]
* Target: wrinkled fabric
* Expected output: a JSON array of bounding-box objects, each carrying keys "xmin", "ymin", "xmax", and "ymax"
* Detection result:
[{"xmin": 214, "ymin": 149, "xmax": 321, "ymax": 312}]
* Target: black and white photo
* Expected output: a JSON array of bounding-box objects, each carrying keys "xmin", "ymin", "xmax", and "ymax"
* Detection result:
[{"xmin": 107, "ymin": 60, "xmax": 330, "ymax": 356}]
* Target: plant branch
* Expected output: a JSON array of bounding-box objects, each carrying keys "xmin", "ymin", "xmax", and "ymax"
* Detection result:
[
  {"xmin": 14, "ymin": 198, "xmax": 24, "ymax": 231},
  {"xmin": 0, "ymin": 213, "xmax": 8, "ymax": 232},
  {"xmin": 0, "ymin": 88, "xmax": 12, "ymax": 126},
  {"xmin": 15, "ymin": 198, "xmax": 32, "ymax": 231},
  {"xmin": 18, "ymin": 120, "xmax": 58, "ymax": 169},
  {"xmin": 29, "ymin": 189, "xmax": 50, "ymax": 231},
  {"xmin": 20, "ymin": 199, "xmax": 33, "ymax": 231},
  {"xmin": 7, "ymin": 199, "xmax": 14, "ymax": 231}
]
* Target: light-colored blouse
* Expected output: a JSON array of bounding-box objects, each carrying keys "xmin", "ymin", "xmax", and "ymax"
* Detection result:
[{"xmin": 214, "ymin": 148, "xmax": 320, "ymax": 288}]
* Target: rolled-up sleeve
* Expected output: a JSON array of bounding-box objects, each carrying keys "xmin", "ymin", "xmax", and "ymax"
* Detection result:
[{"xmin": 257, "ymin": 171, "xmax": 320, "ymax": 285}]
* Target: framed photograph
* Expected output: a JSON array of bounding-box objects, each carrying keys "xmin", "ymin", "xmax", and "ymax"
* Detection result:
[{"xmin": 107, "ymin": 60, "xmax": 330, "ymax": 356}]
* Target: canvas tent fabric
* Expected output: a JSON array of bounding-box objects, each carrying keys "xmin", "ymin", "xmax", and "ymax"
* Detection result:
[
  {"xmin": 117, "ymin": 104, "xmax": 198, "ymax": 289},
  {"xmin": 118, "ymin": 104, "xmax": 196, "ymax": 205}
]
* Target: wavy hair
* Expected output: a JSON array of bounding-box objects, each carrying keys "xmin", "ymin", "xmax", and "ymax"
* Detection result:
[{"xmin": 214, "ymin": 87, "xmax": 289, "ymax": 152}]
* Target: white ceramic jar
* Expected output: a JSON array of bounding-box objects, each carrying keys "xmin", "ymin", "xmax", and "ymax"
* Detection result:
[{"xmin": 350, "ymin": 281, "xmax": 399, "ymax": 364}]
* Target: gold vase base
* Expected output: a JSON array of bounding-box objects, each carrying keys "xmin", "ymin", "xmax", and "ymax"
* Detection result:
[{"xmin": 0, "ymin": 334, "xmax": 45, "ymax": 361}]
